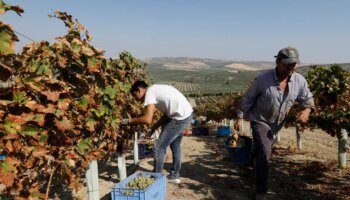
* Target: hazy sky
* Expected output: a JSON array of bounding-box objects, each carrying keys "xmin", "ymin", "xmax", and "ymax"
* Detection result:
[{"xmin": 2, "ymin": 0, "xmax": 350, "ymax": 63}]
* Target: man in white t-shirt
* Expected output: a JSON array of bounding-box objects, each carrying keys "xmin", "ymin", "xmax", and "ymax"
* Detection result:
[{"xmin": 122, "ymin": 80, "xmax": 193, "ymax": 184}]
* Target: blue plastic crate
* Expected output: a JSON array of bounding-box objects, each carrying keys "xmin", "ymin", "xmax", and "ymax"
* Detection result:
[
  {"xmin": 217, "ymin": 126, "xmax": 231, "ymax": 137},
  {"xmin": 111, "ymin": 171, "xmax": 166, "ymax": 200}
]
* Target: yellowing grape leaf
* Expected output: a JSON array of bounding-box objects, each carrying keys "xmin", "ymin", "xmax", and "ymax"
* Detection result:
[
  {"xmin": 54, "ymin": 117, "xmax": 74, "ymax": 131},
  {"xmin": 77, "ymin": 96, "xmax": 89, "ymax": 111},
  {"xmin": 0, "ymin": 157, "xmax": 20, "ymax": 173},
  {"xmin": 7, "ymin": 114, "xmax": 28, "ymax": 125},
  {"xmin": 0, "ymin": 1, "xmax": 23, "ymax": 15},
  {"xmin": 0, "ymin": 24, "xmax": 17, "ymax": 55},
  {"xmin": 31, "ymin": 148, "xmax": 47, "ymax": 157},
  {"xmin": 0, "ymin": 172, "xmax": 15, "ymax": 187},
  {"xmin": 85, "ymin": 118, "xmax": 97, "ymax": 132},
  {"xmin": 87, "ymin": 57, "xmax": 101, "ymax": 73},
  {"xmin": 58, "ymin": 99, "xmax": 70, "ymax": 111},
  {"xmin": 5, "ymin": 140, "xmax": 14, "ymax": 152},
  {"xmin": 82, "ymin": 45, "xmax": 94, "ymax": 56},
  {"xmin": 42, "ymin": 91, "xmax": 60, "ymax": 102},
  {"xmin": 77, "ymin": 139, "xmax": 91, "ymax": 155},
  {"xmin": 33, "ymin": 114, "xmax": 45, "ymax": 126},
  {"xmin": 20, "ymin": 126, "xmax": 41, "ymax": 137}
]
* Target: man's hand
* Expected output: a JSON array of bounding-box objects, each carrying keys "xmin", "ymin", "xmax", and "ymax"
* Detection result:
[
  {"xmin": 234, "ymin": 118, "xmax": 243, "ymax": 131},
  {"xmin": 140, "ymin": 128, "xmax": 154, "ymax": 140},
  {"xmin": 145, "ymin": 128, "xmax": 154, "ymax": 138},
  {"xmin": 121, "ymin": 118, "xmax": 131, "ymax": 125},
  {"xmin": 296, "ymin": 108, "xmax": 311, "ymax": 124}
]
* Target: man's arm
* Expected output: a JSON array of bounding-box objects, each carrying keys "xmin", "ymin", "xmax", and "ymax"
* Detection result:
[
  {"xmin": 141, "ymin": 114, "xmax": 168, "ymax": 137},
  {"xmin": 129, "ymin": 104, "xmax": 156, "ymax": 125},
  {"xmin": 238, "ymin": 77, "xmax": 262, "ymax": 117},
  {"xmin": 297, "ymin": 78, "xmax": 315, "ymax": 110},
  {"xmin": 296, "ymin": 78, "xmax": 315, "ymax": 124},
  {"xmin": 234, "ymin": 77, "xmax": 261, "ymax": 130},
  {"xmin": 151, "ymin": 114, "xmax": 168, "ymax": 130}
]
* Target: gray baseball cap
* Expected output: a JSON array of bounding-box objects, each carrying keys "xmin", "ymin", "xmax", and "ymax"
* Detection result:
[{"xmin": 274, "ymin": 46, "xmax": 300, "ymax": 65}]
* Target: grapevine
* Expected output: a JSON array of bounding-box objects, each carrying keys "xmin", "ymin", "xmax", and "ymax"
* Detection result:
[{"xmin": 0, "ymin": 1, "xmax": 148, "ymax": 198}]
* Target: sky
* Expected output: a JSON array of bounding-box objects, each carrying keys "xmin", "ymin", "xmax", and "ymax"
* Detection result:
[{"xmin": 2, "ymin": 0, "xmax": 350, "ymax": 63}]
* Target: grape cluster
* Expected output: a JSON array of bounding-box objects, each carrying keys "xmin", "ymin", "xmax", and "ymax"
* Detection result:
[
  {"xmin": 228, "ymin": 133, "xmax": 245, "ymax": 147},
  {"xmin": 126, "ymin": 175, "xmax": 155, "ymax": 190}
]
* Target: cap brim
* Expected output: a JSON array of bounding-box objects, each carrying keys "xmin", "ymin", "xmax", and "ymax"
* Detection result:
[{"xmin": 282, "ymin": 57, "xmax": 300, "ymax": 65}]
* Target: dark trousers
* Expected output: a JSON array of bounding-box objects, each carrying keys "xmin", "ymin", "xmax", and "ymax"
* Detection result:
[{"xmin": 251, "ymin": 122, "xmax": 275, "ymax": 194}]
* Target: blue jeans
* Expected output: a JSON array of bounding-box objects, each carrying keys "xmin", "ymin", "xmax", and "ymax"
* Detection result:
[{"xmin": 153, "ymin": 114, "xmax": 192, "ymax": 178}]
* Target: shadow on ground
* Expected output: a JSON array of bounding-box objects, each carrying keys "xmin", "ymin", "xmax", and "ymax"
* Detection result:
[
  {"xmin": 52, "ymin": 134, "xmax": 350, "ymax": 200},
  {"xmin": 269, "ymin": 147, "xmax": 350, "ymax": 200},
  {"xmin": 153, "ymin": 135, "xmax": 255, "ymax": 200},
  {"xmin": 159, "ymin": 135, "xmax": 349, "ymax": 200}
]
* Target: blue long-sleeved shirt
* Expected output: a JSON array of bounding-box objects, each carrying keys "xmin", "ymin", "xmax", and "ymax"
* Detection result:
[{"xmin": 237, "ymin": 68, "xmax": 315, "ymax": 134}]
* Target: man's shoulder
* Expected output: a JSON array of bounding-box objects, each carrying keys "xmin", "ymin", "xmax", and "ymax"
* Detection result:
[
  {"xmin": 148, "ymin": 84, "xmax": 179, "ymax": 94},
  {"xmin": 148, "ymin": 84, "xmax": 167, "ymax": 90},
  {"xmin": 292, "ymin": 72, "xmax": 307, "ymax": 83},
  {"xmin": 147, "ymin": 84, "xmax": 156, "ymax": 90},
  {"xmin": 149, "ymin": 84, "xmax": 173, "ymax": 90},
  {"xmin": 255, "ymin": 69, "xmax": 275, "ymax": 80},
  {"xmin": 293, "ymin": 72, "xmax": 305, "ymax": 78}
]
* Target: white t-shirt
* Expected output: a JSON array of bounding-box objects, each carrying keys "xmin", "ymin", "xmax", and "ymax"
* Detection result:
[{"xmin": 144, "ymin": 84, "xmax": 193, "ymax": 120}]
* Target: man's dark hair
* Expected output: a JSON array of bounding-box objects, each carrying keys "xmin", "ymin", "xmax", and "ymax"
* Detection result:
[{"xmin": 130, "ymin": 80, "xmax": 148, "ymax": 93}]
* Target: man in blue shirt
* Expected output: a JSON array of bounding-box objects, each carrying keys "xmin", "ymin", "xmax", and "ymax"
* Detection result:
[{"xmin": 235, "ymin": 47, "xmax": 315, "ymax": 199}]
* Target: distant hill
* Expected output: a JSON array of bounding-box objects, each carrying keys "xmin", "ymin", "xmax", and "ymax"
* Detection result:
[
  {"xmin": 142, "ymin": 57, "xmax": 275, "ymax": 71},
  {"xmin": 143, "ymin": 57, "xmax": 350, "ymax": 72},
  {"xmin": 142, "ymin": 57, "xmax": 350, "ymax": 95},
  {"xmin": 142, "ymin": 57, "xmax": 273, "ymax": 94}
]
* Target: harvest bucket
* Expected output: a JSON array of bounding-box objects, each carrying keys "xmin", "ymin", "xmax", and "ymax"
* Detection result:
[{"xmin": 224, "ymin": 136, "xmax": 252, "ymax": 165}]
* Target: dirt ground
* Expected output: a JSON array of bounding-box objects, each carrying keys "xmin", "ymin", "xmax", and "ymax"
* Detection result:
[{"xmin": 62, "ymin": 125, "xmax": 349, "ymax": 200}]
